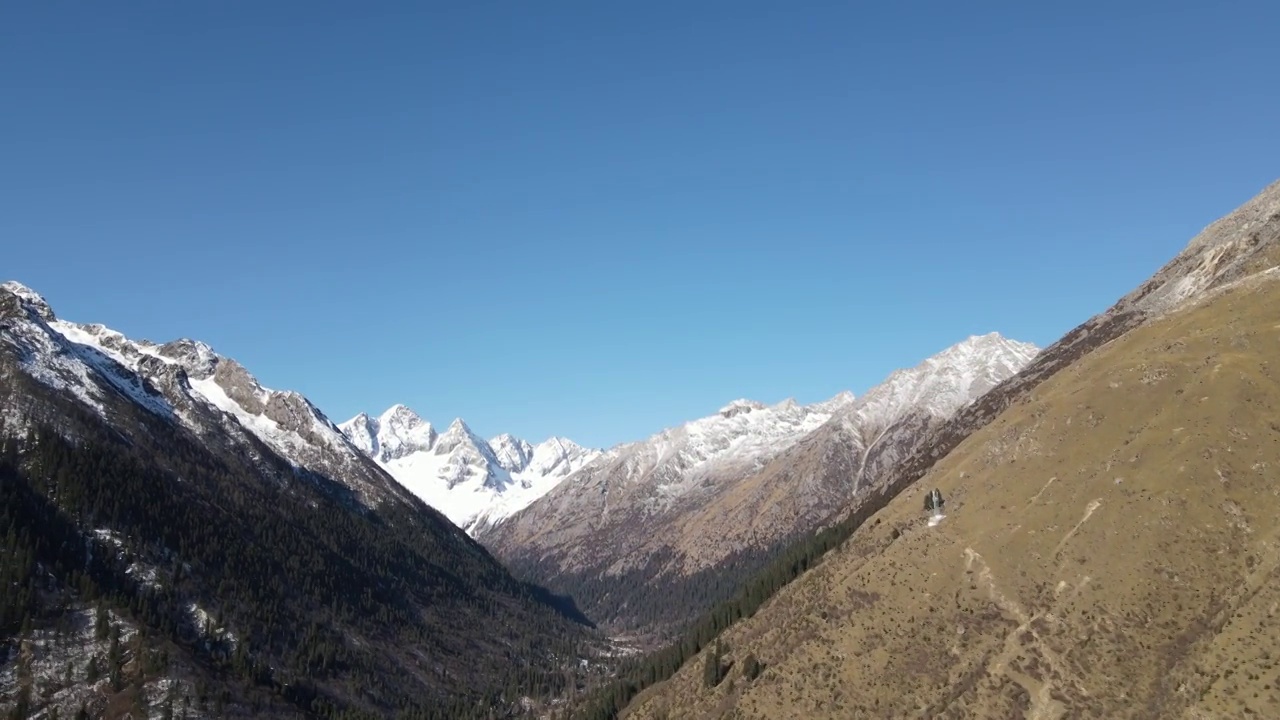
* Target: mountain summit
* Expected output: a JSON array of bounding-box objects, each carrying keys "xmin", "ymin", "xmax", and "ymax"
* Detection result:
[
  {"xmin": 843, "ymin": 331, "xmax": 1039, "ymax": 433},
  {"xmin": 342, "ymin": 403, "xmax": 438, "ymax": 462},
  {"xmin": 338, "ymin": 407, "xmax": 600, "ymax": 531}
]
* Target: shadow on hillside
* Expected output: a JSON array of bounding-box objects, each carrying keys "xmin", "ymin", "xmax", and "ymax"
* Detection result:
[{"xmin": 525, "ymin": 583, "xmax": 597, "ymax": 629}]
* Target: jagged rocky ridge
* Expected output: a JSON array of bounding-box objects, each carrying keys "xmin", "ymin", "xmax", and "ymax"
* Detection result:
[
  {"xmin": 0, "ymin": 288, "xmax": 412, "ymax": 509},
  {"xmin": 338, "ymin": 406, "xmax": 601, "ymax": 532}
]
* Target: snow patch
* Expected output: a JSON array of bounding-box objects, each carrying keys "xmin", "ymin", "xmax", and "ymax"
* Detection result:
[
  {"xmin": 3, "ymin": 319, "xmax": 108, "ymax": 416},
  {"xmin": 48, "ymin": 321, "xmax": 175, "ymax": 419},
  {"xmin": 126, "ymin": 561, "xmax": 164, "ymax": 591},
  {"xmin": 188, "ymin": 602, "xmax": 237, "ymax": 646},
  {"xmin": 92, "ymin": 528, "xmax": 125, "ymax": 548}
]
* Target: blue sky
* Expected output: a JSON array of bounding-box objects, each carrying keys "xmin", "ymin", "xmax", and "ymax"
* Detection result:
[{"xmin": 3, "ymin": 2, "xmax": 1278, "ymax": 448}]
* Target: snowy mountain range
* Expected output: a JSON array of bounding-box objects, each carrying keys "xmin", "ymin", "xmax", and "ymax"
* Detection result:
[
  {"xmin": 537, "ymin": 392, "xmax": 860, "ymax": 521},
  {"xmin": 478, "ymin": 332, "xmax": 1040, "ymax": 635},
  {"xmin": 0, "ymin": 276, "xmax": 1038, "ymax": 636},
  {"xmin": 338, "ymin": 406, "xmax": 600, "ymax": 531},
  {"xmin": 0, "ymin": 277, "xmax": 1039, "ymax": 581},
  {"xmin": 0, "ymin": 280, "xmax": 601, "ymax": 717},
  {"xmin": 0, "ymin": 280, "xmax": 601, "ymax": 535},
  {"xmin": 332, "ymin": 334, "xmax": 1035, "ymax": 544}
]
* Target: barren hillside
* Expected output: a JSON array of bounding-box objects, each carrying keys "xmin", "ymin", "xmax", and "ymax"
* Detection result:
[{"xmin": 625, "ymin": 186, "xmax": 1280, "ymax": 719}]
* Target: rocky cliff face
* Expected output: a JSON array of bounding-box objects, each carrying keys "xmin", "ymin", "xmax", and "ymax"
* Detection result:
[{"xmin": 4, "ymin": 301, "xmax": 409, "ymax": 508}]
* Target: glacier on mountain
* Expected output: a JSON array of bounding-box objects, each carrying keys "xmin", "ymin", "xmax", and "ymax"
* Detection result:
[{"xmin": 338, "ymin": 406, "xmax": 601, "ymax": 532}]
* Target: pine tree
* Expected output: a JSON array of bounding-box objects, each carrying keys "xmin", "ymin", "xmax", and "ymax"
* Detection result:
[
  {"xmin": 94, "ymin": 604, "xmax": 109, "ymax": 641},
  {"xmin": 8, "ymin": 684, "xmax": 30, "ymax": 720},
  {"xmin": 702, "ymin": 640, "xmax": 724, "ymax": 688},
  {"xmin": 107, "ymin": 625, "xmax": 124, "ymax": 691}
]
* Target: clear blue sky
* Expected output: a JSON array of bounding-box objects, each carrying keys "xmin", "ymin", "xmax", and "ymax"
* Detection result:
[{"xmin": 3, "ymin": 2, "xmax": 1278, "ymax": 449}]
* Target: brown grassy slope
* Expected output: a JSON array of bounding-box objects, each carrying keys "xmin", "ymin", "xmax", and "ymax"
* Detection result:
[
  {"xmin": 626, "ymin": 270, "xmax": 1280, "ymax": 719},
  {"xmin": 484, "ymin": 182, "xmax": 1280, "ymax": 641}
]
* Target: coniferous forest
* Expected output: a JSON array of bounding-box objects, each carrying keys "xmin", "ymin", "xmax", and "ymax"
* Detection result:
[{"xmin": 0, "ymin": 371, "xmax": 597, "ymax": 719}]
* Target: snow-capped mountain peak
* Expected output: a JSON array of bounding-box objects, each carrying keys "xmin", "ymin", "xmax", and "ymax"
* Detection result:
[
  {"xmin": 434, "ymin": 417, "xmax": 489, "ymax": 457},
  {"xmin": 337, "ymin": 404, "xmax": 437, "ymax": 463},
  {"xmin": 337, "ymin": 407, "xmax": 602, "ymax": 533},
  {"xmin": 848, "ymin": 332, "xmax": 1040, "ymax": 430},
  {"xmin": 522, "ymin": 436, "xmax": 598, "ymax": 480},
  {"xmin": 490, "ymin": 433, "xmax": 535, "ymax": 472},
  {"xmin": 342, "ymin": 412, "xmax": 378, "ymax": 455},
  {"xmin": 0, "ymin": 281, "xmax": 409, "ymax": 507},
  {"xmin": 0, "ymin": 280, "xmax": 55, "ymax": 321},
  {"xmin": 718, "ymin": 398, "xmax": 767, "ymax": 418},
  {"xmin": 811, "ymin": 389, "xmax": 857, "ymax": 414},
  {"xmin": 381, "ymin": 403, "xmax": 418, "ymax": 423},
  {"xmin": 378, "ymin": 404, "xmax": 437, "ymax": 458}
]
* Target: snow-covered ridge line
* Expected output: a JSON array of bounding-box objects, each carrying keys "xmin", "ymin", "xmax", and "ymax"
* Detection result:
[
  {"xmin": 625, "ymin": 393, "xmax": 852, "ymax": 486},
  {"xmin": 476, "ymin": 330, "xmax": 1042, "ymax": 615},
  {"xmin": 338, "ymin": 405, "xmax": 602, "ymax": 533},
  {"xmin": 844, "ymin": 332, "xmax": 1040, "ymax": 430},
  {"xmin": 1, "ymin": 279, "xmax": 407, "ymax": 507},
  {"xmin": 340, "ymin": 386, "xmax": 862, "ymax": 534}
]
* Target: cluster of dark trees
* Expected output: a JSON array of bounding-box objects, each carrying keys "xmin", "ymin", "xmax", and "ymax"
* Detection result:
[
  {"xmin": 0, "ymin": 392, "xmax": 593, "ymax": 720},
  {"xmin": 506, "ymin": 542, "xmax": 787, "ymax": 639},
  {"xmin": 702, "ymin": 640, "xmax": 726, "ymax": 688}
]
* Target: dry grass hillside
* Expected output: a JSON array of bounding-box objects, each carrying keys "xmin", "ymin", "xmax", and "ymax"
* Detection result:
[{"xmin": 626, "ymin": 264, "xmax": 1280, "ymax": 718}]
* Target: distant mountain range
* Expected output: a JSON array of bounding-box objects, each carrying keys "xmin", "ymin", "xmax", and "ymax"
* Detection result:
[
  {"xmin": 477, "ymin": 331, "xmax": 1039, "ymax": 636},
  {"xmin": 0, "ymin": 272, "xmax": 1043, "ymax": 666},
  {"xmin": 337, "ymin": 405, "xmax": 600, "ymax": 531},
  {"xmin": 322, "ymin": 314, "xmax": 1039, "ymax": 639}
]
